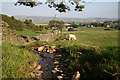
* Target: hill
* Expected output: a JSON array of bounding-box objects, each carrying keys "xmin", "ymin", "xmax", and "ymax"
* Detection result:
[
  {"xmin": 1, "ymin": 14, "xmax": 43, "ymax": 31},
  {"xmin": 14, "ymin": 15, "xmax": 117, "ymax": 23}
]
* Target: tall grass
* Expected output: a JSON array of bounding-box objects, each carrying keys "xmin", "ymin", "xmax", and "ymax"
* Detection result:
[
  {"xmin": 2, "ymin": 43, "xmax": 39, "ymax": 78},
  {"xmin": 57, "ymin": 45, "xmax": 120, "ymax": 80}
]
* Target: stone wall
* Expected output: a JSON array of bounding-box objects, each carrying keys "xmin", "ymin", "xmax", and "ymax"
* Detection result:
[{"xmin": 34, "ymin": 30, "xmax": 61, "ymax": 42}]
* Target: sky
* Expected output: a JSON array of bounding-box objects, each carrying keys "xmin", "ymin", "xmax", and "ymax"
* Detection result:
[{"xmin": 0, "ymin": 0, "xmax": 119, "ymax": 18}]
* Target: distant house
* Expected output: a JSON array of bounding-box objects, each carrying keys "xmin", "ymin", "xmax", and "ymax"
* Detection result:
[
  {"xmin": 106, "ymin": 25, "xmax": 110, "ymax": 28},
  {"xmin": 100, "ymin": 22, "xmax": 103, "ymax": 23},
  {"xmin": 90, "ymin": 25, "xmax": 94, "ymax": 28},
  {"xmin": 86, "ymin": 25, "xmax": 94, "ymax": 28},
  {"xmin": 52, "ymin": 27, "xmax": 57, "ymax": 29},
  {"xmin": 66, "ymin": 27, "xmax": 73, "ymax": 30},
  {"xmin": 87, "ymin": 25, "xmax": 90, "ymax": 27}
]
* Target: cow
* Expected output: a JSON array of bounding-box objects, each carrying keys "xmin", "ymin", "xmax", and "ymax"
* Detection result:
[{"xmin": 69, "ymin": 34, "xmax": 77, "ymax": 40}]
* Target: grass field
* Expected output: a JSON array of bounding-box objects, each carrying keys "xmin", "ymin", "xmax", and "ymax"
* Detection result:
[
  {"xmin": 77, "ymin": 27, "xmax": 115, "ymax": 31},
  {"xmin": 55, "ymin": 27, "xmax": 118, "ymax": 48},
  {"xmin": 3, "ymin": 27, "xmax": 119, "ymax": 79},
  {"xmin": 71, "ymin": 31, "xmax": 118, "ymax": 47},
  {"xmin": 34, "ymin": 23, "xmax": 48, "ymax": 26},
  {"xmin": 52, "ymin": 27, "xmax": 119, "ymax": 79},
  {"xmin": 15, "ymin": 30, "xmax": 49, "ymax": 38}
]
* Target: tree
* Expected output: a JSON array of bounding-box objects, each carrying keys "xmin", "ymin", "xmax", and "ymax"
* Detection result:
[
  {"xmin": 48, "ymin": 20, "xmax": 65, "ymax": 31},
  {"xmin": 15, "ymin": 0, "xmax": 85, "ymax": 13},
  {"xmin": 70, "ymin": 22, "xmax": 78, "ymax": 28}
]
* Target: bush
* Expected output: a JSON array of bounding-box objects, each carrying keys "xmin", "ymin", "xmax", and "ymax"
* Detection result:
[
  {"xmin": 68, "ymin": 28, "xmax": 76, "ymax": 31},
  {"xmin": 2, "ymin": 15, "xmax": 25, "ymax": 31}
]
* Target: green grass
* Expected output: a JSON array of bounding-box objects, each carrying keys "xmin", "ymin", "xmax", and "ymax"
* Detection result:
[
  {"xmin": 74, "ymin": 31, "xmax": 118, "ymax": 47},
  {"xmin": 15, "ymin": 30, "xmax": 48, "ymax": 38},
  {"xmin": 60, "ymin": 27, "xmax": 118, "ymax": 48},
  {"xmin": 77, "ymin": 27, "xmax": 115, "ymax": 31},
  {"xmin": 59, "ymin": 45, "xmax": 120, "ymax": 79},
  {"xmin": 2, "ymin": 43, "xmax": 39, "ymax": 78},
  {"xmin": 4, "ymin": 27, "xmax": 119, "ymax": 79},
  {"xmin": 51, "ymin": 27, "xmax": 119, "ymax": 79},
  {"xmin": 34, "ymin": 23, "xmax": 48, "ymax": 26}
]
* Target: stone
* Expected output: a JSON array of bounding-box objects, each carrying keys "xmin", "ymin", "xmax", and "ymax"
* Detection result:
[
  {"xmin": 36, "ymin": 65, "xmax": 42, "ymax": 70},
  {"xmin": 51, "ymin": 46, "xmax": 56, "ymax": 49},
  {"xmin": 54, "ymin": 68, "xmax": 63, "ymax": 73},
  {"xmin": 49, "ymin": 49, "xmax": 54, "ymax": 54},
  {"xmin": 72, "ymin": 71, "xmax": 80, "ymax": 80},
  {"xmin": 47, "ymin": 49, "xmax": 50, "ymax": 53},
  {"xmin": 35, "ymin": 71, "xmax": 42, "ymax": 77},
  {"xmin": 53, "ymin": 49, "xmax": 56, "ymax": 52},
  {"xmin": 57, "ymin": 55, "xmax": 62, "ymax": 57},
  {"xmin": 57, "ymin": 76, "xmax": 63, "ymax": 80},
  {"xmin": 33, "ymin": 62, "xmax": 39, "ymax": 68},
  {"xmin": 29, "ymin": 61, "xmax": 38, "ymax": 68},
  {"xmin": 38, "ymin": 46, "xmax": 44, "ymax": 52},
  {"xmin": 40, "ymin": 71, "xmax": 43, "ymax": 74},
  {"xmin": 54, "ymin": 61, "xmax": 59, "ymax": 65},
  {"xmin": 55, "ymin": 65, "xmax": 59, "ymax": 68},
  {"xmin": 78, "ymin": 52, "xmax": 82, "ymax": 55},
  {"xmin": 30, "ymin": 72, "xmax": 35, "ymax": 78},
  {"xmin": 52, "ymin": 70, "xmax": 57, "ymax": 74},
  {"xmin": 61, "ymin": 74, "xmax": 66, "ymax": 77},
  {"xmin": 93, "ymin": 46, "xmax": 99, "ymax": 51}
]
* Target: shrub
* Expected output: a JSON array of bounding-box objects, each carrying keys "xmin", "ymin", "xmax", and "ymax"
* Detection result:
[
  {"xmin": 2, "ymin": 15, "xmax": 25, "ymax": 31},
  {"xmin": 68, "ymin": 28, "xmax": 76, "ymax": 31}
]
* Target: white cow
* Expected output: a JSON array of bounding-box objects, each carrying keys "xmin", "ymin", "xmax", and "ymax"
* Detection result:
[{"xmin": 69, "ymin": 34, "xmax": 76, "ymax": 40}]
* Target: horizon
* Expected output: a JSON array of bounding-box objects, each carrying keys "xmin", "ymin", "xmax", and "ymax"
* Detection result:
[{"xmin": 10, "ymin": 15, "xmax": 118, "ymax": 19}]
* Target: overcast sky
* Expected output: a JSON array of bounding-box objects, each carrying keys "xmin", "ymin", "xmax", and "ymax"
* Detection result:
[{"xmin": 0, "ymin": 0, "xmax": 118, "ymax": 18}]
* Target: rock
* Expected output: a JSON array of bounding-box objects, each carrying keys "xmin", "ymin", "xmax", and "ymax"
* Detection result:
[
  {"xmin": 35, "ymin": 71, "xmax": 42, "ymax": 77},
  {"xmin": 40, "ymin": 71, "xmax": 43, "ymax": 74},
  {"xmin": 29, "ymin": 61, "xmax": 38, "ymax": 68},
  {"xmin": 51, "ymin": 46, "xmax": 56, "ymax": 49},
  {"xmin": 38, "ymin": 46, "xmax": 44, "ymax": 52},
  {"xmin": 29, "ymin": 61, "xmax": 39, "ymax": 68},
  {"xmin": 54, "ymin": 68, "xmax": 63, "ymax": 73},
  {"xmin": 47, "ymin": 49, "xmax": 50, "ymax": 53},
  {"xmin": 52, "ymin": 70, "xmax": 57, "ymax": 74},
  {"xmin": 57, "ymin": 76, "xmax": 63, "ymax": 80},
  {"xmin": 72, "ymin": 71, "xmax": 80, "ymax": 80},
  {"xmin": 30, "ymin": 72, "xmax": 35, "ymax": 78},
  {"xmin": 43, "ymin": 49, "xmax": 46, "ymax": 53},
  {"xmin": 54, "ymin": 61, "xmax": 59, "ymax": 65},
  {"xmin": 43, "ymin": 43, "xmax": 46, "ymax": 45},
  {"xmin": 61, "ymin": 74, "xmax": 66, "ymax": 77},
  {"xmin": 57, "ymin": 55, "xmax": 62, "ymax": 57},
  {"xmin": 49, "ymin": 49, "xmax": 54, "ymax": 54},
  {"xmin": 55, "ymin": 65, "xmax": 59, "ymax": 68},
  {"xmin": 53, "ymin": 49, "xmax": 56, "ymax": 52},
  {"xmin": 93, "ymin": 46, "xmax": 99, "ymax": 51},
  {"xmin": 63, "ymin": 39, "xmax": 66, "ymax": 41},
  {"xmin": 78, "ymin": 52, "xmax": 82, "ymax": 55},
  {"xmin": 36, "ymin": 65, "xmax": 42, "ymax": 70}
]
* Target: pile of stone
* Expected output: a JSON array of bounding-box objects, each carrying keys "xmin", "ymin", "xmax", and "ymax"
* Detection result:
[
  {"xmin": 2, "ymin": 21, "xmax": 26, "ymax": 45},
  {"xmin": 27, "ymin": 61, "xmax": 43, "ymax": 78},
  {"xmin": 28, "ymin": 43, "xmax": 57, "ymax": 54}
]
